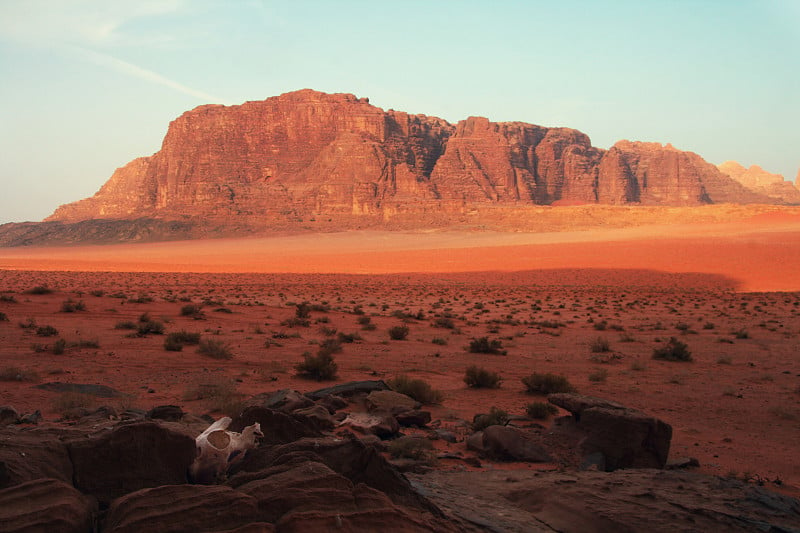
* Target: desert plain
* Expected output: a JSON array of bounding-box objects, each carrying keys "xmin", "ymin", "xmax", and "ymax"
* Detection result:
[{"xmin": 1, "ymin": 205, "xmax": 799, "ymax": 501}]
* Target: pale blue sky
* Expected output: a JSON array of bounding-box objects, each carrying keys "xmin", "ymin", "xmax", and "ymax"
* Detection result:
[{"xmin": 1, "ymin": 0, "xmax": 798, "ymax": 223}]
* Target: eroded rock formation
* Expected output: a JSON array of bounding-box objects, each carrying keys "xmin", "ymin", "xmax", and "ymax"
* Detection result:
[{"xmin": 46, "ymin": 89, "xmax": 786, "ymax": 228}]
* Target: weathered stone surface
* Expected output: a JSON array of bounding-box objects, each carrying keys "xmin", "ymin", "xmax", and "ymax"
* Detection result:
[
  {"xmin": 104, "ymin": 484, "xmax": 260, "ymax": 533},
  {"xmin": 719, "ymin": 160, "xmax": 800, "ymax": 204},
  {"xmin": 395, "ymin": 409, "xmax": 432, "ymax": 428},
  {"xmin": 365, "ymin": 390, "xmax": 418, "ymax": 414},
  {"xmin": 0, "ymin": 478, "xmax": 95, "ymax": 533},
  {"xmin": 293, "ymin": 404, "xmax": 337, "ymax": 430},
  {"xmin": 246, "ymin": 389, "xmax": 313, "ymax": 413},
  {"xmin": 43, "ymin": 89, "xmax": 781, "ymax": 236},
  {"xmin": 0, "ymin": 406, "xmax": 19, "ymax": 426},
  {"xmin": 146, "ymin": 404, "xmax": 185, "ymax": 421},
  {"xmin": 227, "ymin": 406, "xmax": 323, "ymax": 445},
  {"xmin": 231, "ymin": 435, "xmax": 443, "ymax": 516},
  {"xmin": 474, "ymin": 425, "xmax": 552, "ymax": 462},
  {"xmin": 306, "ymin": 379, "xmax": 390, "ymax": 400},
  {"xmin": 67, "ymin": 421, "xmax": 196, "ymax": 505},
  {"xmin": 0, "ymin": 426, "xmax": 75, "ymax": 487},
  {"xmin": 340, "ymin": 412, "xmax": 400, "ymax": 439},
  {"xmin": 549, "ymin": 393, "xmax": 672, "ymax": 470}
]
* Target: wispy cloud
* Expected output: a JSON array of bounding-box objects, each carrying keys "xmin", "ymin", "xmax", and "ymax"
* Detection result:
[
  {"xmin": 0, "ymin": 0, "xmax": 226, "ymax": 103},
  {"xmin": 71, "ymin": 46, "xmax": 229, "ymax": 104}
]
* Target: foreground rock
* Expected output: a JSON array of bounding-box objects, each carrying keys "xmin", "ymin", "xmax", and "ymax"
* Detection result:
[
  {"xmin": 410, "ymin": 468, "xmax": 800, "ymax": 533},
  {"xmin": 68, "ymin": 421, "xmax": 196, "ymax": 505},
  {"xmin": 549, "ymin": 393, "xmax": 672, "ymax": 470},
  {"xmin": 468, "ymin": 425, "xmax": 553, "ymax": 463},
  {"xmin": 104, "ymin": 484, "xmax": 263, "ymax": 533},
  {"xmin": 0, "ymin": 478, "xmax": 95, "ymax": 533}
]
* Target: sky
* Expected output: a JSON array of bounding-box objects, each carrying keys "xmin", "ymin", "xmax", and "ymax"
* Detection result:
[{"xmin": 1, "ymin": 0, "xmax": 798, "ymax": 224}]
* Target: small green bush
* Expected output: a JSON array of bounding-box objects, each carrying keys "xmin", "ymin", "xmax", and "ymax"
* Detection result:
[
  {"xmin": 26, "ymin": 286, "xmax": 53, "ymax": 295},
  {"xmin": 197, "ymin": 339, "xmax": 234, "ymax": 360},
  {"xmin": 590, "ymin": 337, "xmax": 610, "ymax": 353},
  {"xmin": 60, "ymin": 299, "xmax": 86, "ymax": 313},
  {"xmin": 388, "ymin": 436, "xmax": 435, "ymax": 463},
  {"xmin": 36, "ymin": 325, "xmax": 59, "ymax": 337},
  {"xmin": 526, "ymin": 401, "xmax": 558, "ymax": 420},
  {"xmin": 388, "ymin": 374, "xmax": 443, "ymax": 404},
  {"xmin": 180, "ymin": 304, "xmax": 204, "ymax": 318},
  {"xmin": 388, "ymin": 325, "xmax": 409, "ymax": 340},
  {"xmin": 521, "ymin": 372, "xmax": 575, "ymax": 394},
  {"xmin": 472, "ymin": 406, "xmax": 508, "ymax": 431},
  {"xmin": 137, "ymin": 320, "xmax": 164, "ymax": 336},
  {"xmin": 652, "ymin": 337, "xmax": 692, "ymax": 362},
  {"xmin": 52, "ymin": 338, "xmax": 66, "ymax": 355},
  {"xmin": 468, "ymin": 337, "xmax": 506, "ymax": 355},
  {"xmin": 464, "ymin": 365, "xmax": 502, "ymax": 389},
  {"xmin": 295, "ymin": 352, "xmax": 338, "ymax": 381}
]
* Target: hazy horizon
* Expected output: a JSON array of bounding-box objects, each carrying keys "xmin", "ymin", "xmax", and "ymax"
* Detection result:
[{"xmin": 1, "ymin": 0, "xmax": 798, "ymax": 224}]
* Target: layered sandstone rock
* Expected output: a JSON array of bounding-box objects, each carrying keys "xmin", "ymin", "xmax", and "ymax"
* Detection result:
[
  {"xmin": 718, "ymin": 161, "xmax": 800, "ymax": 204},
  {"xmin": 47, "ymin": 89, "xmax": 782, "ymax": 226}
]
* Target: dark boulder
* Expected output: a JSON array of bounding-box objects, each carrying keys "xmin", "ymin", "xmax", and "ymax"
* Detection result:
[
  {"xmin": 67, "ymin": 421, "xmax": 196, "ymax": 505},
  {"xmin": 0, "ymin": 478, "xmax": 95, "ymax": 533}
]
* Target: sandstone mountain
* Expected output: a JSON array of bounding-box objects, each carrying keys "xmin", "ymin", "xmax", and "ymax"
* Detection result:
[
  {"xmin": 45, "ymin": 89, "xmax": 793, "ymax": 229},
  {"xmin": 717, "ymin": 161, "xmax": 800, "ymax": 204}
]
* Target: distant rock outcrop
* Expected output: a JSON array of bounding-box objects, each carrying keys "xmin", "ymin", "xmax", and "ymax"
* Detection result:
[
  {"xmin": 45, "ymin": 89, "xmax": 780, "ymax": 229},
  {"xmin": 718, "ymin": 161, "xmax": 800, "ymax": 204}
]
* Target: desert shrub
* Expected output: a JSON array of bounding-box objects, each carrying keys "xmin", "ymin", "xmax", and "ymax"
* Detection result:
[
  {"xmin": 295, "ymin": 352, "xmax": 338, "ymax": 381},
  {"xmin": 593, "ymin": 320, "xmax": 608, "ymax": 331},
  {"xmin": 468, "ymin": 337, "xmax": 506, "ymax": 355},
  {"xmin": 114, "ymin": 320, "xmax": 137, "ymax": 330},
  {"xmin": 432, "ymin": 317, "xmax": 455, "ymax": 329},
  {"xmin": 0, "ymin": 366, "xmax": 39, "ymax": 382},
  {"xmin": 52, "ymin": 338, "xmax": 66, "ymax": 355},
  {"xmin": 588, "ymin": 368, "xmax": 609, "ymax": 382},
  {"xmin": 0, "ymin": 312, "xmax": 7, "ymax": 322},
  {"xmin": 213, "ymin": 307, "xmax": 232, "ymax": 314},
  {"xmin": 337, "ymin": 332, "xmax": 361, "ymax": 343},
  {"xmin": 164, "ymin": 335, "xmax": 184, "ymax": 351},
  {"xmin": 464, "ymin": 365, "xmax": 502, "ymax": 389},
  {"xmin": 197, "ymin": 339, "xmax": 234, "ymax": 360},
  {"xmin": 0, "ymin": 295, "xmax": 17, "ymax": 303},
  {"xmin": 388, "ymin": 436, "xmax": 435, "ymax": 463},
  {"xmin": 70, "ymin": 339, "xmax": 99, "ymax": 349},
  {"xmin": 431, "ymin": 337, "xmax": 448, "ymax": 346},
  {"xmin": 630, "ymin": 360, "xmax": 647, "ymax": 371},
  {"xmin": 357, "ymin": 316, "xmax": 372, "ymax": 326},
  {"xmin": 180, "ymin": 304, "xmax": 204, "ymax": 318},
  {"xmin": 26, "ymin": 285, "xmax": 53, "ymax": 295},
  {"xmin": 521, "ymin": 372, "xmax": 575, "ymax": 394},
  {"xmin": 281, "ymin": 316, "xmax": 310, "ymax": 328},
  {"xmin": 703, "ymin": 322, "xmax": 715, "ymax": 330},
  {"xmin": 733, "ymin": 328, "xmax": 750, "ymax": 339},
  {"xmin": 60, "ymin": 299, "xmax": 86, "ymax": 313},
  {"xmin": 472, "ymin": 406, "xmax": 509, "ymax": 431},
  {"xmin": 590, "ymin": 337, "xmax": 611, "ymax": 353},
  {"xmin": 317, "ymin": 338, "xmax": 343, "ymax": 357},
  {"xmin": 388, "ymin": 374, "xmax": 443, "ymax": 404},
  {"xmin": 652, "ymin": 337, "xmax": 692, "ymax": 362},
  {"xmin": 526, "ymin": 401, "xmax": 558, "ymax": 420},
  {"xmin": 295, "ymin": 302, "xmax": 311, "ymax": 319},
  {"xmin": 89, "ymin": 290, "xmax": 105, "ymax": 297},
  {"xmin": 168, "ymin": 331, "xmax": 201, "ymax": 345},
  {"xmin": 717, "ymin": 355, "xmax": 733, "ymax": 365},
  {"xmin": 137, "ymin": 320, "xmax": 165, "ymax": 335},
  {"xmin": 127, "ymin": 295, "xmax": 154, "ymax": 304},
  {"xmin": 36, "ymin": 325, "xmax": 58, "ymax": 337},
  {"xmin": 388, "ymin": 325, "xmax": 410, "ymax": 340},
  {"xmin": 319, "ymin": 326, "xmax": 337, "ymax": 336}
]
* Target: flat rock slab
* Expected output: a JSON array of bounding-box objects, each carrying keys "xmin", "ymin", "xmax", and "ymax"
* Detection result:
[
  {"xmin": 35, "ymin": 382, "xmax": 126, "ymax": 398},
  {"xmin": 306, "ymin": 380, "xmax": 389, "ymax": 400},
  {"xmin": 0, "ymin": 478, "xmax": 95, "ymax": 533},
  {"xmin": 105, "ymin": 484, "xmax": 262, "ymax": 533},
  {"xmin": 409, "ymin": 469, "xmax": 800, "ymax": 533}
]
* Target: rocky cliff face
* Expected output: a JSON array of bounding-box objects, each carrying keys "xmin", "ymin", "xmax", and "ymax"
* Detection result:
[
  {"xmin": 717, "ymin": 161, "xmax": 800, "ymax": 204},
  {"xmin": 47, "ymin": 89, "xmax": 778, "ymax": 224}
]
